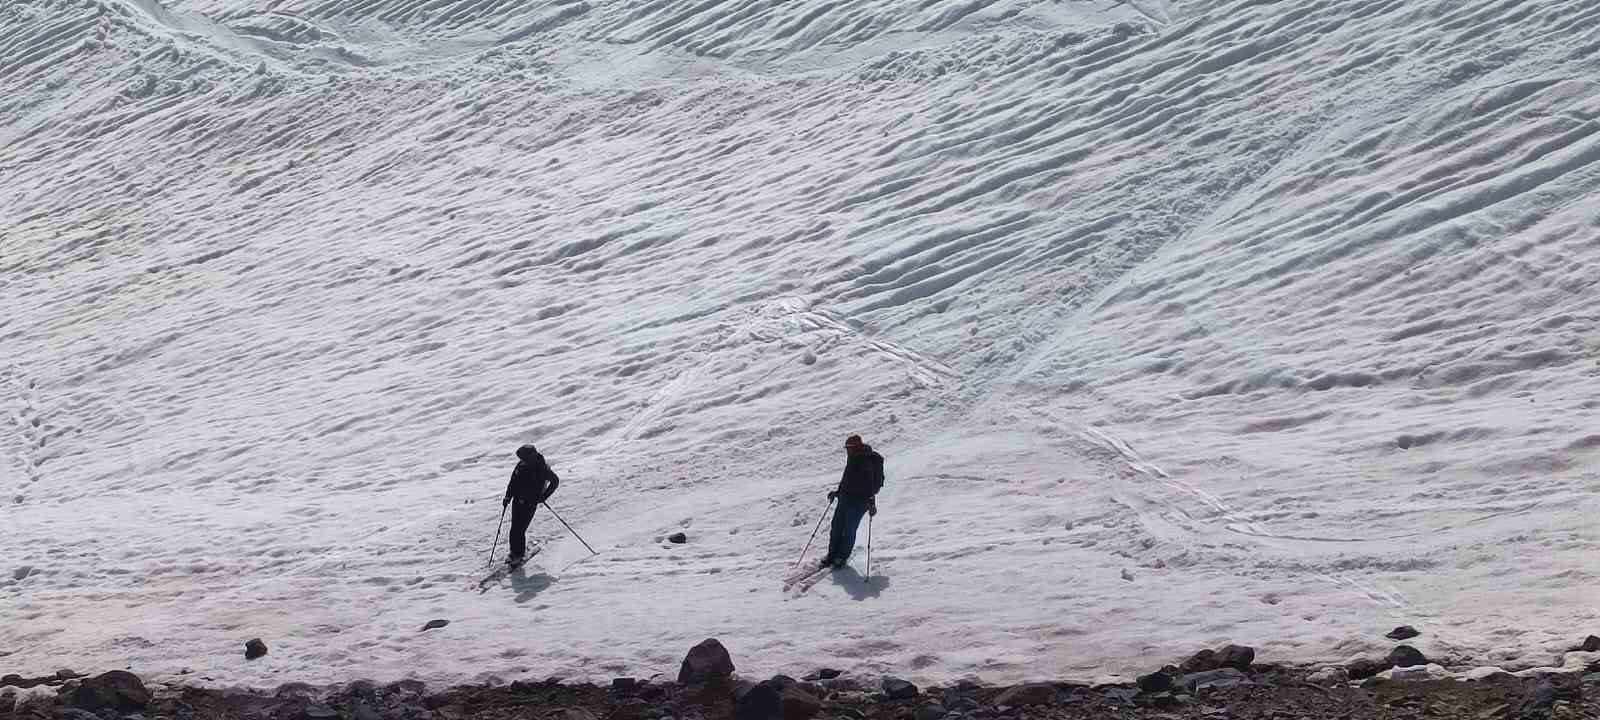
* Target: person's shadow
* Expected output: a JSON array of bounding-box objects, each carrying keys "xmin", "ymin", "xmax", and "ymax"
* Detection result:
[
  {"xmin": 831, "ymin": 564, "xmax": 889, "ymax": 600},
  {"xmin": 508, "ymin": 568, "xmax": 556, "ymax": 604}
]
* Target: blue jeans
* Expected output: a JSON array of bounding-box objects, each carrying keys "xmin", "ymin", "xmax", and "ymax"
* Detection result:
[{"xmin": 826, "ymin": 495, "xmax": 869, "ymax": 563}]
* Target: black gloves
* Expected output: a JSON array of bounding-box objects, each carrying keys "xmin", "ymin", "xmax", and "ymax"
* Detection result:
[
  {"xmin": 502, "ymin": 495, "xmax": 511, "ymax": 508},
  {"xmin": 827, "ymin": 491, "xmax": 839, "ymax": 501},
  {"xmin": 868, "ymin": 500, "xmax": 878, "ymax": 517}
]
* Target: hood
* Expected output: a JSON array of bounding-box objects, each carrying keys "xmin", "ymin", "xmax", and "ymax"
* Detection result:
[{"xmin": 516, "ymin": 444, "xmax": 541, "ymax": 462}]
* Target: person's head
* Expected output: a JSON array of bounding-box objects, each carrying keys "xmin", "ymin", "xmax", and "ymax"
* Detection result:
[
  {"xmin": 516, "ymin": 444, "xmax": 540, "ymax": 462},
  {"xmin": 844, "ymin": 435, "xmax": 865, "ymax": 456}
]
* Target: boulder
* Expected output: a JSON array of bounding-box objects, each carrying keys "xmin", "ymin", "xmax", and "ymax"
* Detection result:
[
  {"xmin": 1386, "ymin": 645, "xmax": 1427, "ymax": 668},
  {"xmin": 735, "ymin": 682, "xmax": 781, "ymax": 720},
  {"xmin": 882, "ymin": 677, "xmax": 919, "ymax": 700},
  {"xmin": 1305, "ymin": 666, "xmax": 1348, "ymax": 686},
  {"xmin": 64, "ymin": 671, "xmax": 150, "ymax": 712},
  {"xmin": 1136, "ymin": 671, "xmax": 1174, "ymax": 693},
  {"xmin": 611, "ymin": 678, "xmax": 640, "ymax": 695},
  {"xmin": 1582, "ymin": 635, "xmax": 1600, "ymax": 653},
  {"xmin": 1346, "ymin": 658, "xmax": 1389, "ymax": 680},
  {"xmin": 668, "ymin": 533, "xmax": 688, "ymax": 544},
  {"xmin": 1386, "ymin": 626, "xmax": 1420, "ymax": 641},
  {"xmin": 993, "ymin": 683, "xmax": 1055, "ymax": 706},
  {"xmin": 1217, "ymin": 644, "xmax": 1255, "ymax": 672},
  {"xmin": 245, "ymin": 638, "xmax": 269, "ymax": 660},
  {"xmin": 777, "ymin": 682, "xmax": 822, "ymax": 720},
  {"xmin": 1179, "ymin": 649, "xmax": 1221, "ymax": 673},
  {"xmin": 1179, "ymin": 668, "xmax": 1244, "ymax": 693},
  {"xmin": 678, "ymin": 639, "xmax": 735, "ymax": 684},
  {"xmin": 913, "ymin": 704, "xmax": 945, "ymax": 720}
]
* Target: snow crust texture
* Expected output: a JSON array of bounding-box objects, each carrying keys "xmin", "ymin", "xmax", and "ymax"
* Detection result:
[{"xmin": 4, "ymin": 0, "xmax": 1600, "ymax": 689}]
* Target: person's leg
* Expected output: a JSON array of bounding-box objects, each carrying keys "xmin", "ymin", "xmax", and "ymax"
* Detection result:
[
  {"xmin": 508, "ymin": 500, "xmax": 535, "ymax": 559},
  {"xmin": 834, "ymin": 497, "xmax": 867, "ymax": 564},
  {"xmin": 823, "ymin": 499, "xmax": 847, "ymax": 564}
]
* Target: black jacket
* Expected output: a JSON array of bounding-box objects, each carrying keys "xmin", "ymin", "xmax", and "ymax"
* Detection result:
[
  {"xmin": 506, "ymin": 445, "xmax": 559, "ymax": 503},
  {"xmin": 835, "ymin": 447, "xmax": 884, "ymax": 500}
]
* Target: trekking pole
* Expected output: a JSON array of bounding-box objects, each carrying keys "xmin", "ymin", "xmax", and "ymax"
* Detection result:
[
  {"xmin": 795, "ymin": 497, "xmax": 835, "ymax": 569},
  {"xmin": 488, "ymin": 504, "xmax": 507, "ymax": 569},
  {"xmin": 543, "ymin": 502, "xmax": 598, "ymax": 555}
]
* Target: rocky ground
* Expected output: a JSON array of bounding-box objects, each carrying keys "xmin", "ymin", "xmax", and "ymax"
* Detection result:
[{"xmin": 5, "ymin": 637, "xmax": 1600, "ymax": 720}]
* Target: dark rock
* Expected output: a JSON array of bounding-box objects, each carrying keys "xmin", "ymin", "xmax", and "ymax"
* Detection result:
[
  {"xmin": 777, "ymin": 682, "xmax": 822, "ymax": 720},
  {"xmin": 353, "ymin": 703, "xmax": 382, "ymax": 720},
  {"xmin": 2, "ymin": 674, "xmax": 21, "ymax": 686},
  {"xmin": 1386, "ymin": 625, "xmax": 1421, "ymax": 640},
  {"xmin": 1346, "ymin": 658, "xmax": 1390, "ymax": 680},
  {"xmin": 947, "ymin": 695, "xmax": 981, "ymax": 712},
  {"xmin": 882, "ymin": 677, "xmax": 919, "ymax": 700},
  {"xmin": 303, "ymin": 705, "xmax": 339, "ymax": 720},
  {"xmin": 276, "ymin": 683, "xmax": 317, "ymax": 700},
  {"xmin": 612, "ymin": 678, "xmax": 640, "ymax": 694},
  {"xmin": 55, "ymin": 671, "xmax": 81, "ymax": 681},
  {"xmin": 913, "ymin": 705, "xmax": 945, "ymax": 720},
  {"xmin": 1386, "ymin": 645, "xmax": 1427, "ymax": 668},
  {"xmin": 1179, "ymin": 649, "xmax": 1221, "ymax": 673},
  {"xmin": 420, "ymin": 619, "xmax": 449, "ymax": 631},
  {"xmin": 1218, "ymin": 644, "xmax": 1255, "ymax": 672},
  {"xmin": 1136, "ymin": 671, "xmax": 1174, "ymax": 693},
  {"xmin": 1517, "ymin": 675, "xmax": 1582, "ymax": 717},
  {"xmin": 1, "ymin": 694, "xmax": 12, "ymax": 714},
  {"xmin": 993, "ymin": 683, "xmax": 1055, "ymax": 707},
  {"xmin": 816, "ymin": 669, "xmax": 842, "ymax": 680},
  {"xmin": 65, "ymin": 671, "xmax": 150, "ymax": 712},
  {"xmin": 343, "ymin": 680, "xmax": 377, "ymax": 701},
  {"xmin": 54, "ymin": 709, "xmax": 102, "ymax": 720},
  {"xmin": 245, "ymin": 638, "xmax": 268, "ymax": 660},
  {"xmin": 611, "ymin": 699, "xmax": 650, "ymax": 720},
  {"xmin": 678, "ymin": 638, "xmax": 735, "ymax": 684},
  {"xmin": 1582, "ymin": 635, "xmax": 1600, "ymax": 653},
  {"xmin": 668, "ymin": 533, "xmax": 688, "ymax": 544},
  {"xmin": 556, "ymin": 710, "xmax": 599, "ymax": 720},
  {"xmin": 422, "ymin": 694, "xmax": 451, "ymax": 710},
  {"xmin": 1179, "ymin": 668, "xmax": 1245, "ymax": 693},
  {"xmin": 735, "ymin": 682, "xmax": 781, "ymax": 720}
]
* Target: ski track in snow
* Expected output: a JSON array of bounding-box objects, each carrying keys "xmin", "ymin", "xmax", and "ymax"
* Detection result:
[{"xmin": 4, "ymin": 0, "xmax": 1600, "ymax": 689}]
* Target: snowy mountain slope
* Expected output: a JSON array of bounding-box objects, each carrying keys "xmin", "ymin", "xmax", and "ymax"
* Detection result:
[{"xmin": 4, "ymin": 0, "xmax": 1600, "ymax": 687}]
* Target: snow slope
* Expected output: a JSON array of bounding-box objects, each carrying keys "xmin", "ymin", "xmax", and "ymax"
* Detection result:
[{"xmin": 4, "ymin": 0, "xmax": 1600, "ymax": 687}]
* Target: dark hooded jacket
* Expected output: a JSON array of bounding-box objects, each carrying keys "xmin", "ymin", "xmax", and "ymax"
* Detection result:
[
  {"xmin": 835, "ymin": 446, "xmax": 885, "ymax": 500},
  {"xmin": 506, "ymin": 445, "xmax": 559, "ymax": 503}
]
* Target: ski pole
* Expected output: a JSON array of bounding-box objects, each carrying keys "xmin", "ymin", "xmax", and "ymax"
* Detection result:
[
  {"xmin": 866, "ymin": 513, "xmax": 873, "ymax": 579},
  {"xmin": 543, "ymin": 502, "xmax": 598, "ymax": 555},
  {"xmin": 795, "ymin": 497, "xmax": 835, "ymax": 569},
  {"xmin": 488, "ymin": 504, "xmax": 507, "ymax": 569}
]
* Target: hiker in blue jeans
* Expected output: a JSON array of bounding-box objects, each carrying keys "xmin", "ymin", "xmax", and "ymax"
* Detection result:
[{"xmin": 820, "ymin": 435, "xmax": 884, "ymax": 568}]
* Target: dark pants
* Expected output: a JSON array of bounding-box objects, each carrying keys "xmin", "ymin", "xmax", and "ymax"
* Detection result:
[
  {"xmin": 509, "ymin": 499, "xmax": 537, "ymax": 558},
  {"xmin": 825, "ymin": 495, "xmax": 869, "ymax": 563}
]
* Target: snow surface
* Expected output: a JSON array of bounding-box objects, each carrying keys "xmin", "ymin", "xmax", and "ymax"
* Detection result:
[{"xmin": 4, "ymin": 0, "xmax": 1600, "ymax": 689}]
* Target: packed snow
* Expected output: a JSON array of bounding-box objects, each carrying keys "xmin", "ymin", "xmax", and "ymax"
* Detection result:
[{"xmin": 4, "ymin": 0, "xmax": 1600, "ymax": 689}]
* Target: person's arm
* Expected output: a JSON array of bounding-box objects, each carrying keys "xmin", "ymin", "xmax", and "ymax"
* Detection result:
[
  {"xmin": 504, "ymin": 465, "xmax": 519, "ymax": 506},
  {"xmin": 540, "ymin": 463, "xmax": 560, "ymax": 503}
]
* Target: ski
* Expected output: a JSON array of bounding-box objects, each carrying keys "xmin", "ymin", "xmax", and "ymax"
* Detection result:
[
  {"xmin": 786, "ymin": 564, "xmax": 837, "ymax": 597},
  {"xmin": 782, "ymin": 563, "xmax": 833, "ymax": 592},
  {"xmin": 475, "ymin": 546, "xmax": 541, "ymax": 592}
]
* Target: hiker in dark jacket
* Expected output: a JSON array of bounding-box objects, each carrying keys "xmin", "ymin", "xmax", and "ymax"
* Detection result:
[
  {"xmin": 503, "ymin": 444, "xmax": 560, "ymax": 566},
  {"xmin": 820, "ymin": 434, "xmax": 884, "ymax": 568}
]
